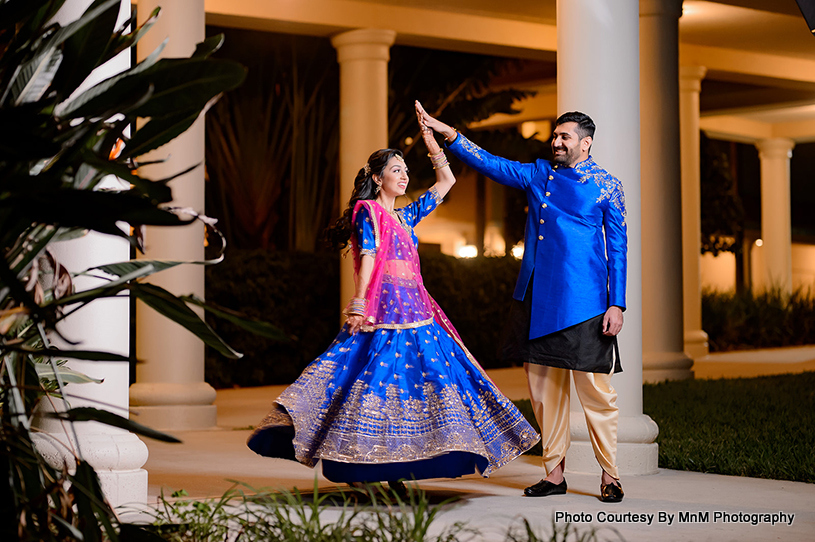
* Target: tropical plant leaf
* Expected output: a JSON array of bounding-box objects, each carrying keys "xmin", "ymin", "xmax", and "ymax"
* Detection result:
[
  {"xmin": 50, "ymin": 407, "xmax": 182, "ymax": 443},
  {"xmin": 85, "ymin": 259, "xmax": 184, "ymax": 278},
  {"xmin": 0, "ymin": 104, "xmax": 60, "ymax": 159},
  {"xmin": 0, "ymin": 0, "xmax": 52, "ymax": 34},
  {"xmin": 7, "ymin": 221, "xmax": 57, "ymax": 277},
  {"xmin": 57, "ymin": 36, "xmax": 167, "ymax": 118},
  {"xmin": 80, "ymin": 152, "xmax": 173, "ymax": 203},
  {"xmin": 70, "ymin": 460, "xmax": 117, "ymax": 542},
  {"xmin": 0, "ymin": 2, "xmax": 248, "ymax": 539},
  {"xmin": 51, "ymin": 227, "xmax": 89, "ymax": 243},
  {"xmin": 122, "ymin": 109, "xmax": 200, "ymax": 159},
  {"xmin": 181, "ymin": 295, "xmax": 290, "ymax": 342},
  {"xmin": 129, "ymin": 58, "xmax": 247, "ymax": 118},
  {"xmin": 0, "ymin": 248, "xmax": 43, "ymax": 314},
  {"xmin": 119, "ymin": 523, "xmax": 168, "ymax": 542},
  {"xmin": 129, "ymin": 282, "xmax": 243, "ymax": 359},
  {"xmin": 4, "ymin": 0, "xmax": 120, "ymax": 106},
  {"xmin": 0, "ymin": 189, "xmax": 192, "ymax": 237},
  {"xmin": 5, "ymin": 47, "xmax": 63, "ymax": 106},
  {"xmin": 84, "ymin": 254, "xmax": 223, "ymax": 280},
  {"xmin": 51, "ymin": 515, "xmax": 85, "ymax": 541},
  {"xmin": 23, "ymin": 347, "xmax": 129, "ymax": 363},
  {"xmin": 192, "ymin": 34, "xmax": 225, "ymax": 58},
  {"xmin": 50, "ymin": 0, "xmax": 120, "ymax": 100},
  {"xmin": 100, "ymin": 7, "xmax": 159, "ymax": 67},
  {"xmin": 51, "ymin": 263, "xmax": 155, "ymax": 307},
  {"xmin": 33, "ymin": 363, "xmax": 105, "ymax": 384}
]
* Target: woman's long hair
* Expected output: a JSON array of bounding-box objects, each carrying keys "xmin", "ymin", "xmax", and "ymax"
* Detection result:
[{"xmin": 323, "ymin": 148, "xmax": 404, "ymax": 250}]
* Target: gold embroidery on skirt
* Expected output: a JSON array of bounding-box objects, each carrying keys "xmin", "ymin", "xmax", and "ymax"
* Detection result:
[{"xmin": 251, "ymin": 358, "xmax": 539, "ymax": 475}]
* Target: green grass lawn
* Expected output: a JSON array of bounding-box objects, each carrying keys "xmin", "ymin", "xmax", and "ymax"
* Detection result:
[{"xmin": 515, "ymin": 371, "xmax": 815, "ymax": 483}]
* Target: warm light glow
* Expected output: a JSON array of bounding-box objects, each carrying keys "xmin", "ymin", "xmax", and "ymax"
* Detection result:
[
  {"xmin": 457, "ymin": 245, "xmax": 477, "ymax": 258},
  {"xmin": 755, "ymin": 239, "xmax": 764, "ymax": 247},
  {"xmin": 404, "ymin": 136, "xmax": 414, "ymax": 146},
  {"xmin": 511, "ymin": 242, "xmax": 524, "ymax": 259}
]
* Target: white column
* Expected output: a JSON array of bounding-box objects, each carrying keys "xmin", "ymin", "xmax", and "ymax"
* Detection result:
[
  {"xmin": 755, "ymin": 138, "xmax": 795, "ymax": 294},
  {"xmin": 640, "ymin": 0, "xmax": 693, "ymax": 383},
  {"xmin": 558, "ymin": 0, "xmax": 658, "ymax": 476},
  {"xmin": 129, "ymin": 0, "xmax": 216, "ymax": 431},
  {"xmin": 32, "ymin": 0, "xmax": 148, "ymax": 509},
  {"xmin": 679, "ymin": 65, "xmax": 710, "ymax": 360},
  {"xmin": 331, "ymin": 29, "xmax": 396, "ymax": 310}
]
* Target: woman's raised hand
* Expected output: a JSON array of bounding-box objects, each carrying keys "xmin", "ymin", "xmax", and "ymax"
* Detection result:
[
  {"xmin": 415, "ymin": 100, "xmax": 456, "ymax": 198},
  {"xmin": 415, "ymin": 100, "xmax": 457, "ymax": 143},
  {"xmin": 416, "ymin": 101, "xmax": 441, "ymax": 154}
]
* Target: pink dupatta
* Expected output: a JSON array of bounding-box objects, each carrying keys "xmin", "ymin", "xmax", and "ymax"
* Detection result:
[{"xmin": 350, "ymin": 199, "xmax": 464, "ymax": 345}]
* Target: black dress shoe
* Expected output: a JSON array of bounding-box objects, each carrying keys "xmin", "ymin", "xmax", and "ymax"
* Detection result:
[
  {"xmin": 524, "ymin": 479, "xmax": 567, "ymax": 497},
  {"xmin": 600, "ymin": 480, "xmax": 624, "ymax": 503}
]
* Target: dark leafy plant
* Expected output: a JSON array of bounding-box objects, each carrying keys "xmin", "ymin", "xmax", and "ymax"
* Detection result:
[
  {"xmin": 205, "ymin": 70, "xmax": 292, "ymax": 251},
  {"xmin": 287, "ymin": 39, "xmax": 340, "ymax": 253},
  {"xmin": 147, "ymin": 480, "xmax": 476, "ymax": 542},
  {"xmin": 205, "ymin": 31, "xmax": 339, "ymax": 253},
  {"xmin": 701, "ymin": 133, "xmax": 745, "ymax": 255},
  {"xmin": 702, "ymin": 286, "xmax": 815, "ymax": 352},
  {"xmin": 204, "ymin": 249, "xmax": 339, "ymax": 388},
  {"xmin": 145, "ymin": 480, "xmax": 616, "ymax": 542},
  {"xmin": 0, "ymin": 1, "xmax": 284, "ymax": 540}
]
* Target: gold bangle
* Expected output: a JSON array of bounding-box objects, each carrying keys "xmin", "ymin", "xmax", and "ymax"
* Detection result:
[{"xmin": 444, "ymin": 128, "xmax": 459, "ymax": 142}]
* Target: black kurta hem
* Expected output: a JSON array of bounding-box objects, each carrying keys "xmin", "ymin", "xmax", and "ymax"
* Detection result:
[{"xmin": 501, "ymin": 281, "xmax": 622, "ymax": 374}]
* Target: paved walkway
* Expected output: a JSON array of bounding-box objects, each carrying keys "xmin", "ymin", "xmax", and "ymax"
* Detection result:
[{"xmin": 141, "ymin": 354, "xmax": 815, "ymax": 542}]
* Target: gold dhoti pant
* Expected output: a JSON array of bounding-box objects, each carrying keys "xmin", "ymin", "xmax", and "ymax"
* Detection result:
[{"xmin": 524, "ymin": 362, "xmax": 619, "ymax": 479}]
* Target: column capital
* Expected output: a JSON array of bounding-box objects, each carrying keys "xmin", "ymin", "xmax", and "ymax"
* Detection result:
[
  {"xmin": 679, "ymin": 65, "xmax": 707, "ymax": 92},
  {"xmin": 755, "ymin": 137, "xmax": 795, "ymax": 159},
  {"xmin": 331, "ymin": 28, "xmax": 396, "ymax": 63},
  {"xmin": 640, "ymin": 0, "xmax": 683, "ymax": 19}
]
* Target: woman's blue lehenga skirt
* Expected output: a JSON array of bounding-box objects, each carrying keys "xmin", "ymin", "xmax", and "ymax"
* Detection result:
[{"xmin": 247, "ymin": 319, "xmax": 539, "ymax": 483}]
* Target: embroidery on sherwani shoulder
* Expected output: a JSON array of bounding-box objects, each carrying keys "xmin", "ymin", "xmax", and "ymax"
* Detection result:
[{"xmin": 577, "ymin": 158, "xmax": 627, "ymax": 225}]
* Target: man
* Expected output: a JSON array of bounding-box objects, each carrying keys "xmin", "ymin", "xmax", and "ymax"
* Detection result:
[{"xmin": 416, "ymin": 103, "xmax": 626, "ymax": 503}]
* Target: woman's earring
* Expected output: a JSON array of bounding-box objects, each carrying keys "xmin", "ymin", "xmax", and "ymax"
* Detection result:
[{"xmin": 375, "ymin": 183, "xmax": 381, "ymax": 194}]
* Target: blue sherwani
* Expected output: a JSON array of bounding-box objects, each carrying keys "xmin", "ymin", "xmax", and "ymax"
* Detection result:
[{"xmin": 447, "ymin": 133, "xmax": 627, "ymax": 340}]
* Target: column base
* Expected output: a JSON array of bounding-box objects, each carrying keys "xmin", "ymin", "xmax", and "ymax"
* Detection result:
[
  {"xmin": 98, "ymin": 469, "xmax": 148, "ymax": 510},
  {"xmin": 567, "ymin": 413, "xmax": 660, "ymax": 476},
  {"xmin": 31, "ymin": 431, "xmax": 149, "ymax": 508},
  {"xmin": 684, "ymin": 329, "xmax": 709, "ymax": 360},
  {"xmin": 567, "ymin": 441, "xmax": 659, "ymax": 476},
  {"xmin": 643, "ymin": 351, "xmax": 694, "ymax": 383},
  {"xmin": 129, "ymin": 404, "xmax": 217, "ymax": 431}
]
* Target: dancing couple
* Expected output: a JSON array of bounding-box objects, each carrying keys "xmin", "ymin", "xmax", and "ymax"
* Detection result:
[{"xmin": 248, "ymin": 100, "xmax": 627, "ymax": 504}]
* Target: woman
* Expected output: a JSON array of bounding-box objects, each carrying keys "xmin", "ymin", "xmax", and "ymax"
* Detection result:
[{"xmin": 247, "ymin": 101, "xmax": 539, "ymax": 488}]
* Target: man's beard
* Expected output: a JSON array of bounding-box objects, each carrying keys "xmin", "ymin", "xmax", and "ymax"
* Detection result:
[{"xmin": 552, "ymin": 146, "xmax": 579, "ymax": 166}]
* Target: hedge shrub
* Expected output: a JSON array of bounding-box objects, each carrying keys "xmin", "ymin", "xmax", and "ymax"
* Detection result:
[
  {"xmin": 206, "ymin": 252, "xmax": 815, "ymax": 386},
  {"xmin": 205, "ymin": 250, "xmax": 340, "ymax": 388},
  {"xmin": 702, "ymin": 287, "xmax": 815, "ymax": 352}
]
